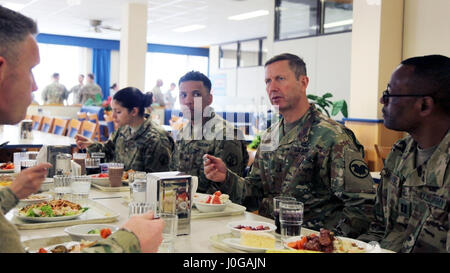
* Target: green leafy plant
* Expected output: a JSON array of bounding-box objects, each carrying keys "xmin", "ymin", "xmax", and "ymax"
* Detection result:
[
  {"xmin": 248, "ymin": 134, "xmax": 261, "ymax": 149},
  {"xmin": 307, "ymin": 93, "xmax": 348, "ymax": 118}
]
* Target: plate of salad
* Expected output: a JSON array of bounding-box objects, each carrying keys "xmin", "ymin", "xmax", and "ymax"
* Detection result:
[{"xmin": 16, "ymin": 199, "xmax": 89, "ymax": 222}]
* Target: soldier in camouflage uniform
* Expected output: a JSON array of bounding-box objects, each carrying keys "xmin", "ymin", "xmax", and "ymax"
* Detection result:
[
  {"xmin": 204, "ymin": 53, "xmax": 375, "ymax": 238},
  {"xmin": 41, "ymin": 73, "xmax": 69, "ymax": 104},
  {"xmin": 79, "ymin": 73, "xmax": 102, "ymax": 105},
  {"xmin": 68, "ymin": 74, "xmax": 84, "ymax": 105},
  {"xmin": 169, "ymin": 71, "xmax": 248, "ymax": 194},
  {"xmin": 0, "ymin": 6, "xmax": 164, "ymax": 253},
  {"xmin": 358, "ymin": 55, "xmax": 450, "ymax": 252},
  {"xmin": 76, "ymin": 87, "xmax": 174, "ymax": 173}
]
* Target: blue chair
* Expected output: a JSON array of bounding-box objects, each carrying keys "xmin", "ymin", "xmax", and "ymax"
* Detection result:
[
  {"xmin": 79, "ymin": 120, "xmax": 98, "ymax": 140},
  {"xmin": 66, "ymin": 119, "xmax": 82, "ymax": 138},
  {"xmin": 51, "ymin": 118, "xmax": 69, "ymax": 136},
  {"xmin": 40, "ymin": 116, "xmax": 54, "ymax": 133},
  {"xmin": 31, "ymin": 115, "xmax": 43, "ymax": 130}
]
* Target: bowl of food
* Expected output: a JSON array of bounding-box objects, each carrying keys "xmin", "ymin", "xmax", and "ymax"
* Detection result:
[
  {"xmin": 89, "ymin": 173, "xmax": 109, "ymax": 187},
  {"xmin": 193, "ymin": 191, "xmax": 230, "ymax": 213},
  {"xmin": 227, "ymin": 220, "xmax": 276, "ymax": 237},
  {"xmin": 19, "ymin": 193, "xmax": 52, "ymax": 207},
  {"xmin": 64, "ymin": 224, "xmax": 119, "ymax": 241}
]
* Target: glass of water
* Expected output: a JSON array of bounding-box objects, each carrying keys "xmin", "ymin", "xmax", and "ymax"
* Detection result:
[
  {"xmin": 53, "ymin": 175, "xmax": 72, "ymax": 200},
  {"xmin": 279, "ymin": 200, "xmax": 304, "ymax": 241},
  {"xmin": 157, "ymin": 213, "xmax": 178, "ymax": 253},
  {"xmin": 70, "ymin": 176, "xmax": 91, "ymax": 205}
]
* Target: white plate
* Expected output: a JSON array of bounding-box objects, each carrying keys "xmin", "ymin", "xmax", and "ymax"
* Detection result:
[
  {"xmin": 0, "ymin": 169, "xmax": 14, "ymax": 173},
  {"xmin": 227, "ymin": 220, "xmax": 276, "ymax": 237},
  {"xmin": 15, "ymin": 209, "xmax": 87, "ymax": 223},
  {"xmin": 222, "ymin": 238, "xmax": 284, "ymax": 253},
  {"xmin": 283, "ymin": 235, "xmax": 370, "ymax": 253},
  {"xmin": 193, "ymin": 200, "xmax": 230, "ymax": 213},
  {"xmin": 88, "ymin": 174, "xmax": 110, "ymax": 187},
  {"xmin": 19, "ymin": 193, "xmax": 53, "ymax": 206},
  {"xmin": 64, "ymin": 224, "xmax": 119, "ymax": 241}
]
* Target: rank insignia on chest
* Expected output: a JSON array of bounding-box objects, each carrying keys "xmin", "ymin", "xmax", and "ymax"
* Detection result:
[{"xmin": 398, "ymin": 198, "xmax": 411, "ymax": 218}]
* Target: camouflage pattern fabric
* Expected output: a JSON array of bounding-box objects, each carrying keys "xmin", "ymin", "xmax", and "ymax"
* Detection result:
[
  {"xmin": 170, "ymin": 110, "xmax": 249, "ymax": 194},
  {"xmin": 79, "ymin": 82, "xmax": 102, "ymax": 105},
  {"xmin": 69, "ymin": 84, "xmax": 83, "ymax": 104},
  {"xmin": 0, "ymin": 187, "xmax": 24, "ymax": 253},
  {"xmin": 88, "ymin": 118, "xmax": 174, "ymax": 172},
  {"xmin": 220, "ymin": 104, "xmax": 376, "ymax": 238},
  {"xmin": 41, "ymin": 82, "xmax": 68, "ymax": 104},
  {"xmin": 358, "ymin": 130, "xmax": 449, "ymax": 253},
  {"xmin": 151, "ymin": 86, "xmax": 165, "ymax": 106}
]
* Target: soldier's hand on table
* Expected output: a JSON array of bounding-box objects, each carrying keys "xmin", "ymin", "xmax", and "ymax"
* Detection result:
[
  {"xmin": 203, "ymin": 154, "xmax": 227, "ymax": 182},
  {"xmin": 122, "ymin": 211, "xmax": 164, "ymax": 253},
  {"xmin": 74, "ymin": 134, "xmax": 93, "ymax": 149},
  {"xmin": 9, "ymin": 163, "xmax": 52, "ymax": 199}
]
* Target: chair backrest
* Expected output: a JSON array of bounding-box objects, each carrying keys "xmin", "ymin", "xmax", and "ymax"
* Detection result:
[
  {"xmin": 104, "ymin": 114, "xmax": 116, "ymax": 135},
  {"xmin": 30, "ymin": 115, "xmax": 43, "ymax": 130},
  {"xmin": 77, "ymin": 112, "xmax": 88, "ymax": 121},
  {"xmin": 40, "ymin": 116, "xmax": 54, "ymax": 133},
  {"xmin": 52, "ymin": 118, "xmax": 69, "ymax": 136},
  {"xmin": 79, "ymin": 120, "xmax": 98, "ymax": 140},
  {"xmin": 374, "ymin": 144, "xmax": 392, "ymax": 165},
  {"xmin": 87, "ymin": 113, "xmax": 98, "ymax": 123},
  {"xmin": 66, "ymin": 119, "xmax": 82, "ymax": 138}
]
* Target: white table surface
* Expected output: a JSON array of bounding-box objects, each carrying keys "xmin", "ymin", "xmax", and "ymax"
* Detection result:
[
  {"xmin": 14, "ymin": 188, "xmax": 275, "ymax": 253},
  {"xmin": 0, "ymin": 125, "xmax": 76, "ymax": 148}
]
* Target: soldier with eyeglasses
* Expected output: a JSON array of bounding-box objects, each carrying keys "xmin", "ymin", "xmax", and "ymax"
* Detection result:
[{"xmin": 358, "ymin": 55, "xmax": 450, "ymax": 253}]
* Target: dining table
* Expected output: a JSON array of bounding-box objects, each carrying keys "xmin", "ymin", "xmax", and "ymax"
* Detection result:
[{"xmin": 0, "ymin": 125, "xmax": 76, "ymax": 149}]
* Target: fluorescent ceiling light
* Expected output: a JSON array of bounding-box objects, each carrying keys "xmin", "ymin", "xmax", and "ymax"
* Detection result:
[
  {"xmin": 0, "ymin": 1, "xmax": 27, "ymax": 11},
  {"xmin": 324, "ymin": 19, "xmax": 353, "ymax": 28},
  {"xmin": 173, "ymin": 24, "xmax": 206, "ymax": 33},
  {"xmin": 228, "ymin": 10, "xmax": 269, "ymax": 21}
]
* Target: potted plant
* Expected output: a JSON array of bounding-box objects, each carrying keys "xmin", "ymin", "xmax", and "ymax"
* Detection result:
[{"xmin": 307, "ymin": 93, "xmax": 348, "ymax": 118}]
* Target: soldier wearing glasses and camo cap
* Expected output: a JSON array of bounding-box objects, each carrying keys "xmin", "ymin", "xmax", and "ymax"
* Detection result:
[
  {"xmin": 358, "ymin": 55, "xmax": 450, "ymax": 253},
  {"xmin": 0, "ymin": 5, "xmax": 163, "ymax": 253}
]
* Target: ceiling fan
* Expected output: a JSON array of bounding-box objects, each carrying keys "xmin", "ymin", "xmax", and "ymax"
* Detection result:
[{"xmin": 89, "ymin": 19, "xmax": 121, "ymax": 33}]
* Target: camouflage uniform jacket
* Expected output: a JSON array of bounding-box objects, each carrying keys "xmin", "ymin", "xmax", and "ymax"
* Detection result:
[
  {"xmin": 69, "ymin": 83, "xmax": 83, "ymax": 104},
  {"xmin": 88, "ymin": 118, "xmax": 174, "ymax": 172},
  {"xmin": 170, "ymin": 109, "xmax": 249, "ymax": 194},
  {"xmin": 41, "ymin": 82, "xmax": 68, "ymax": 104},
  {"xmin": 358, "ymin": 130, "xmax": 449, "ymax": 253},
  {"xmin": 79, "ymin": 82, "xmax": 102, "ymax": 104},
  {"xmin": 0, "ymin": 187, "xmax": 141, "ymax": 253},
  {"xmin": 220, "ymin": 104, "xmax": 376, "ymax": 238}
]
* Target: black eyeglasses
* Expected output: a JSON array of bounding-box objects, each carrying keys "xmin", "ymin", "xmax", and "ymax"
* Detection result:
[{"xmin": 381, "ymin": 90, "xmax": 433, "ymax": 104}]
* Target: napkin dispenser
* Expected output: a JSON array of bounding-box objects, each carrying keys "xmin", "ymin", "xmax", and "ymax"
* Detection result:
[
  {"xmin": 146, "ymin": 172, "xmax": 194, "ymax": 236},
  {"xmin": 39, "ymin": 145, "xmax": 72, "ymax": 177}
]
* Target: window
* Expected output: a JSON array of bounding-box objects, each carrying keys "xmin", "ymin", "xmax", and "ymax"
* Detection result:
[
  {"xmin": 218, "ymin": 38, "xmax": 267, "ymax": 68},
  {"xmin": 219, "ymin": 43, "xmax": 238, "ymax": 69},
  {"xmin": 275, "ymin": 0, "xmax": 353, "ymax": 40}
]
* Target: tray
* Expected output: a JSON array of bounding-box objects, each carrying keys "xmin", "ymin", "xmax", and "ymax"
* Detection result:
[
  {"xmin": 91, "ymin": 183, "xmax": 129, "ymax": 192},
  {"xmin": 22, "ymin": 235, "xmax": 74, "ymax": 253},
  {"xmin": 8, "ymin": 199, "xmax": 120, "ymax": 230},
  {"xmin": 191, "ymin": 202, "xmax": 246, "ymax": 219}
]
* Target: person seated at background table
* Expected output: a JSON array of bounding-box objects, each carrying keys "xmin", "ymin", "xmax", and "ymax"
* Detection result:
[
  {"xmin": 75, "ymin": 87, "xmax": 174, "ymax": 173},
  {"xmin": 169, "ymin": 71, "xmax": 249, "ymax": 195},
  {"xmin": 204, "ymin": 53, "xmax": 376, "ymax": 238},
  {"xmin": 357, "ymin": 55, "xmax": 450, "ymax": 253},
  {"xmin": 0, "ymin": 6, "xmax": 163, "ymax": 253}
]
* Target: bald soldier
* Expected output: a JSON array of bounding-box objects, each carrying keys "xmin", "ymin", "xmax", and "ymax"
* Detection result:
[
  {"xmin": 170, "ymin": 71, "xmax": 249, "ymax": 195},
  {"xmin": 204, "ymin": 53, "xmax": 375, "ymax": 238},
  {"xmin": 358, "ymin": 55, "xmax": 450, "ymax": 253}
]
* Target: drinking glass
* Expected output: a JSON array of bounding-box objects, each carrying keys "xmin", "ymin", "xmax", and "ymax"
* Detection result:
[
  {"xmin": 157, "ymin": 213, "xmax": 178, "ymax": 253},
  {"xmin": 72, "ymin": 153, "xmax": 87, "ymax": 175},
  {"xmin": 20, "ymin": 159, "xmax": 37, "ymax": 171},
  {"xmin": 273, "ymin": 196, "xmax": 296, "ymax": 234},
  {"xmin": 70, "ymin": 176, "xmax": 91, "ymax": 205},
  {"xmin": 85, "ymin": 158, "xmax": 101, "ymax": 175},
  {"xmin": 108, "ymin": 163, "xmax": 124, "ymax": 187},
  {"xmin": 279, "ymin": 200, "xmax": 304, "ymax": 241},
  {"xmin": 53, "ymin": 175, "xmax": 72, "ymax": 200},
  {"xmin": 128, "ymin": 202, "xmax": 156, "ymax": 217}
]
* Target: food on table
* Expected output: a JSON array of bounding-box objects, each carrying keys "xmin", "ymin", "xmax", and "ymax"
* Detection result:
[
  {"xmin": 0, "ymin": 162, "xmax": 14, "ymax": 169},
  {"xmin": 122, "ymin": 169, "xmax": 135, "ymax": 180},
  {"xmin": 240, "ymin": 230, "xmax": 276, "ymax": 249},
  {"xmin": 19, "ymin": 199, "xmax": 87, "ymax": 218},
  {"xmin": 234, "ymin": 224, "xmax": 271, "ymax": 231},
  {"xmin": 0, "ymin": 181, "xmax": 12, "ymax": 187},
  {"xmin": 200, "ymin": 191, "xmax": 229, "ymax": 205},
  {"xmin": 38, "ymin": 240, "xmax": 97, "ymax": 253},
  {"xmin": 88, "ymin": 228, "xmax": 113, "ymax": 239},
  {"xmin": 92, "ymin": 173, "xmax": 109, "ymax": 178},
  {"xmin": 0, "ymin": 174, "xmax": 14, "ymax": 187},
  {"xmin": 287, "ymin": 228, "xmax": 365, "ymax": 253},
  {"xmin": 21, "ymin": 194, "xmax": 50, "ymax": 201}
]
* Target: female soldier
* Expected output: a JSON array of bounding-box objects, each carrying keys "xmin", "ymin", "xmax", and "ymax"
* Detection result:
[{"xmin": 75, "ymin": 87, "xmax": 174, "ymax": 172}]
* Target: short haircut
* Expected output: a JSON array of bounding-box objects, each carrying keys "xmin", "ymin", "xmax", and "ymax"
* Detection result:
[
  {"xmin": 264, "ymin": 53, "xmax": 307, "ymax": 79},
  {"xmin": 88, "ymin": 73, "xmax": 95, "ymax": 80},
  {"xmin": 0, "ymin": 6, "xmax": 38, "ymax": 64},
  {"xmin": 401, "ymin": 54, "xmax": 450, "ymax": 115},
  {"xmin": 52, "ymin": 73, "xmax": 59, "ymax": 78},
  {"xmin": 178, "ymin": 71, "xmax": 212, "ymax": 93},
  {"xmin": 113, "ymin": 87, "xmax": 152, "ymax": 117}
]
